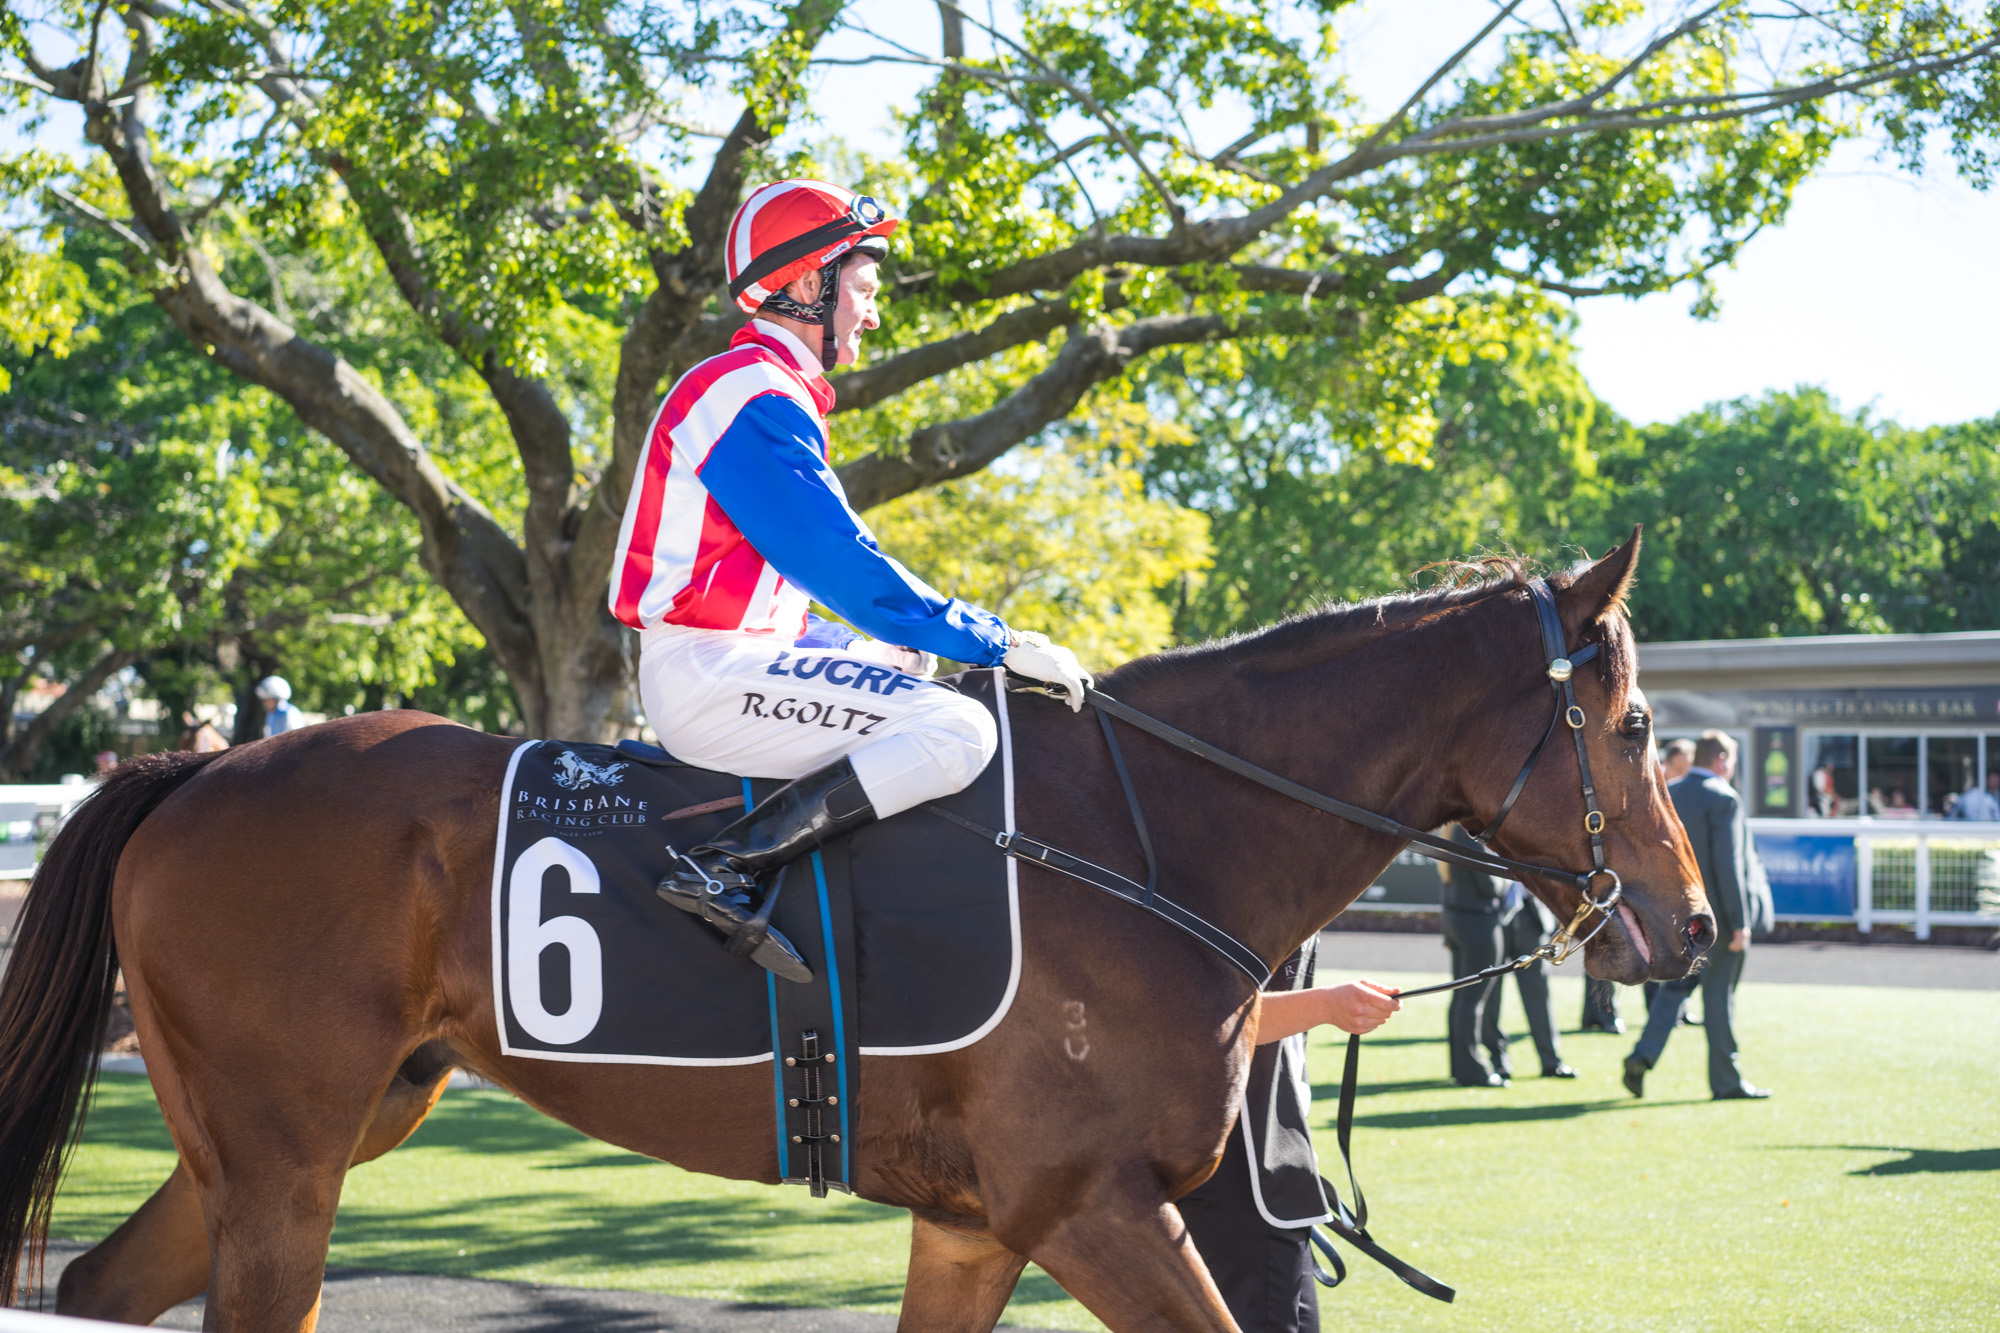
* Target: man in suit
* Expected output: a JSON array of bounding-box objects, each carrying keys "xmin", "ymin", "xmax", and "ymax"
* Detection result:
[
  {"xmin": 1500, "ymin": 882, "xmax": 1575, "ymax": 1078},
  {"xmin": 1624, "ymin": 731, "xmax": 1771, "ymax": 1100},
  {"xmin": 1439, "ymin": 824, "xmax": 1511, "ymax": 1086}
]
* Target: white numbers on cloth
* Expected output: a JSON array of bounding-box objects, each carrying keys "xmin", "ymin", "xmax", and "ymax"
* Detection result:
[{"xmin": 507, "ymin": 837, "xmax": 605, "ymax": 1045}]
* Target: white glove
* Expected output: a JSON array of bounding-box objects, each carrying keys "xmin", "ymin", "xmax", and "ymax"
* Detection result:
[
  {"xmin": 848, "ymin": 638, "xmax": 938, "ymax": 679},
  {"xmin": 1004, "ymin": 630, "xmax": 1093, "ymax": 712}
]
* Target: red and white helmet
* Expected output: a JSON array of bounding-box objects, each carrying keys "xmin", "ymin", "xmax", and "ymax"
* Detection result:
[{"xmin": 725, "ymin": 179, "xmax": 900, "ymax": 315}]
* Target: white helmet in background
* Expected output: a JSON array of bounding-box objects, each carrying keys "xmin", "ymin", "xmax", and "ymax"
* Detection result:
[{"xmin": 254, "ymin": 675, "xmax": 292, "ymax": 702}]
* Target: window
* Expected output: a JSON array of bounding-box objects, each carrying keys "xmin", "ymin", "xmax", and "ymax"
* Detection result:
[
  {"xmin": 1866, "ymin": 736, "xmax": 1920, "ymax": 818},
  {"xmin": 1806, "ymin": 734, "xmax": 1859, "ymax": 816},
  {"xmin": 1929, "ymin": 737, "xmax": 1979, "ymax": 816}
]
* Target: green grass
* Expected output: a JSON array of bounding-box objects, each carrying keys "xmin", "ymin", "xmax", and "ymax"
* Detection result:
[{"xmin": 53, "ymin": 976, "xmax": 2000, "ymax": 1330}]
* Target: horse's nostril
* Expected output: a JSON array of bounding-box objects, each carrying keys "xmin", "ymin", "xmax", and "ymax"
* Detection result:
[{"xmin": 1685, "ymin": 913, "xmax": 1717, "ymax": 956}]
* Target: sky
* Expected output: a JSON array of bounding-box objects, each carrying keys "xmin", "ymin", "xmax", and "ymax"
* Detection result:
[{"xmin": 11, "ymin": 1, "xmax": 1998, "ymax": 429}]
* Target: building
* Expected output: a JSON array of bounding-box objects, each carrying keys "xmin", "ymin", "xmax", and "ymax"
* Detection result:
[
  {"xmin": 1355, "ymin": 629, "xmax": 2000, "ymax": 923},
  {"xmin": 1639, "ymin": 630, "xmax": 2000, "ymax": 820}
]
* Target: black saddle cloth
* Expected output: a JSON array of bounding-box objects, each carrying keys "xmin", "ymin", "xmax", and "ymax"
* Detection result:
[{"xmin": 492, "ymin": 669, "xmax": 1017, "ymax": 1064}]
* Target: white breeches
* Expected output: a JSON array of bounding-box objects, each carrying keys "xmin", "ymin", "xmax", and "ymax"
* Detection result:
[{"xmin": 638, "ymin": 626, "xmax": 998, "ymax": 818}]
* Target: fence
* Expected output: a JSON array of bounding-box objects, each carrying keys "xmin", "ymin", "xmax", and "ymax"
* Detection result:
[
  {"xmin": 1344, "ymin": 816, "xmax": 1999, "ymax": 942},
  {"xmin": 1755, "ymin": 816, "xmax": 2000, "ymax": 940},
  {"xmin": 0, "ymin": 783, "xmax": 94, "ymax": 982}
]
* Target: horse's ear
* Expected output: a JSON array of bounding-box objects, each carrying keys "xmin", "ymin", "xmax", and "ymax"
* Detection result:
[{"xmin": 1558, "ymin": 525, "xmax": 1642, "ymax": 638}]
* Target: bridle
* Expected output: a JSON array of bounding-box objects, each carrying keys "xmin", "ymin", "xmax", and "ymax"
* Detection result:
[
  {"xmin": 1454, "ymin": 575, "xmax": 1624, "ymax": 966},
  {"xmin": 939, "ymin": 575, "xmax": 1634, "ymax": 988}
]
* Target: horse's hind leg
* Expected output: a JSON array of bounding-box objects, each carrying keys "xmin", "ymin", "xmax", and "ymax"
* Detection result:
[
  {"xmin": 896, "ymin": 1215, "xmax": 1030, "ymax": 1333},
  {"xmin": 55, "ymin": 1160, "xmax": 207, "ymax": 1321},
  {"xmin": 57, "ymin": 1055, "xmax": 453, "ymax": 1326},
  {"xmin": 1016, "ymin": 1188, "xmax": 1238, "ymax": 1332}
]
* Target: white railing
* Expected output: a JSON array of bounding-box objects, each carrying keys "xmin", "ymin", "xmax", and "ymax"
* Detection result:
[
  {"xmin": 1749, "ymin": 816, "xmax": 2000, "ymax": 941},
  {"xmin": 0, "ymin": 782, "xmax": 93, "ymax": 878}
]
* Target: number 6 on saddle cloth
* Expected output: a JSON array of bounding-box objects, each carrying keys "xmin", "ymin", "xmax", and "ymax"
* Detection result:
[{"xmin": 490, "ymin": 669, "xmax": 1022, "ymax": 1195}]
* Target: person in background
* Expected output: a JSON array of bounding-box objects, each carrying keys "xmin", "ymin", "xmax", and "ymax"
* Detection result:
[
  {"xmin": 1625, "ymin": 730, "xmax": 1770, "ymax": 1101},
  {"xmin": 256, "ymin": 675, "xmax": 303, "ymax": 737},
  {"xmin": 1948, "ymin": 770, "xmax": 2000, "ymax": 822},
  {"xmin": 1181, "ymin": 940, "xmax": 1401, "ymax": 1333},
  {"xmin": 1659, "ymin": 737, "xmax": 1695, "ymax": 784},
  {"xmin": 1439, "ymin": 823, "xmax": 1511, "ymax": 1086},
  {"xmin": 1499, "ymin": 880, "xmax": 1575, "ymax": 1078},
  {"xmin": 91, "ymin": 750, "xmax": 120, "ymax": 776}
]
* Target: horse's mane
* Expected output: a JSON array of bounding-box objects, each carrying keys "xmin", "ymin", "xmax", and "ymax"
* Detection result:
[{"xmin": 1101, "ymin": 554, "xmax": 1620, "ymax": 693}]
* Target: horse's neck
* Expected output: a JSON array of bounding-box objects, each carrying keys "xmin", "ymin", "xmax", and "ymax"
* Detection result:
[{"xmin": 1122, "ymin": 612, "xmax": 1491, "ymax": 972}]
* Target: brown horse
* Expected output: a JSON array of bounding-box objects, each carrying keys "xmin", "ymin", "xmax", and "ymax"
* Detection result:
[{"xmin": 0, "ymin": 537, "xmax": 1708, "ymax": 1331}]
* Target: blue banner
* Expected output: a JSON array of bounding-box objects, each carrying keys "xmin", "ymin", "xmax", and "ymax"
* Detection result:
[{"xmin": 1754, "ymin": 833, "xmax": 1856, "ymax": 916}]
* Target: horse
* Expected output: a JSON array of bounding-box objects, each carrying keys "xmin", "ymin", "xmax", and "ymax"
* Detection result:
[{"xmin": 0, "ymin": 536, "xmax": 1710, "ymax": 1331}]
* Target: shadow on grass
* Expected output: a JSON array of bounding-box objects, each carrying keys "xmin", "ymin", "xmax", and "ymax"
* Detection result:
[
  {"xmin": 1842, "ymin": 1146, "xmax": 2000, "ymax": 1176},
  {"xmin": 1766, "ymin": 1144, "xmax": 2000, "ymax": 1176},
  {"xmin": 1354, "ymin": 1098, "xmax": 1709, "ymax": 1129},
  {"xmin": 1312, "ymin": 1078, "xmax": 1462, "ymax": 1101},
  {"xmin": 78, "ymin": 1074, "xmax": 176, "ymax": 1152}
]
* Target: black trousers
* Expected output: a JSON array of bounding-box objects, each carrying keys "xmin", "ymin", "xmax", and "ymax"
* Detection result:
[
  {"xmin": 1441, "ymin": 906, "xmax": 1507, "ymax": 1082},
  {"xmin": 1180, "ymin": 1127, "xmax": 1319, "ymax": 1333},
  {"xmin": 1501, "ymin": 907, "xmax": 1562, "ymax": 1072}
]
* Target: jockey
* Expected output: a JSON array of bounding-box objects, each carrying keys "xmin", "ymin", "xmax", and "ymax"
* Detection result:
[
  {"xmin": 256, "ymin": 675, "xmax": 302, "ymax": 738},
  {"xmin": 609, "ymin": 179, "xmax": 1092, "ymax": 982}
]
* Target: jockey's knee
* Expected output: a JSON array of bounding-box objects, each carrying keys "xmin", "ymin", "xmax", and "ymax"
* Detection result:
[{"xmin": 848, "ymin": 692, "xmax": 998, "ymax": 817}]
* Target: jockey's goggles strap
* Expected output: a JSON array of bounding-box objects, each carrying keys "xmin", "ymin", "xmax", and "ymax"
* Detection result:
[{"xmin": 729, "ymin": 216, "xmax": 866, "ymax": 303}]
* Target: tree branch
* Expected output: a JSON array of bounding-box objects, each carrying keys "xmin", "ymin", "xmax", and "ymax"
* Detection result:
[
  {"xmin": 0, "ymin": 642, "xmax": 132, "ymax": 781},
  {"xmin": 75, "ymin": 76, "xmax": 542, "ymax": 705},
  {"xmin": 837, "ymin": 312, "xmax": 1245, "ymax": 510},
  {"xmin": 831, "ymin": 299, "xmax": 1071, "ymax": 415}
]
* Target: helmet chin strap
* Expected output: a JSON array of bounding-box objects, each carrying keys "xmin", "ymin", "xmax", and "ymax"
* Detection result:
[{"xmin": 818, "ymin": 258, "xmax": 840, "ymax": 372}]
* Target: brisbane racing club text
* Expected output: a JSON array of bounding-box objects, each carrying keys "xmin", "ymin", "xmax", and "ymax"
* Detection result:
[{"xmin": 515, "ymin": 789, "xmax": 651, "ymax": 833}]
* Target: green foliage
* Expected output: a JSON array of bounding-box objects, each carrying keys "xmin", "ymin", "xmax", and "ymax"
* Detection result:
[
  {"xmin": 0, "ymin": 214, "xmax": 505, "ymax": 762},
  {"xmin": 1146, "ymin": 295, "xmax": 1605, "ymax": 639},
  {"xmin": 871, "ymin": 416, "xmax": 1213, "ymax": 671},
  {"xmin": 1590, "ymin": 391, "xmax": 2000, "ymax": 641}
]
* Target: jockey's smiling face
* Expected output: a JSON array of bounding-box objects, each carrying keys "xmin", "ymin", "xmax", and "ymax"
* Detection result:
[{"xmin": 781, "ymin": 259, "xmax": 883, "ymax": 367}]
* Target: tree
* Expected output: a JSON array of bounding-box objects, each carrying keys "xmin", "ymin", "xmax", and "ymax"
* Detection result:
[
  {"xmin": 869, "ymin": 403, "xmax": 1212, "ymax": 669},
  {"xmin": 1590, "ymin": 390, "xmax": 2000, "ymax": 641},
  {"xmin": 1145, "ymin": 294, "xmax": 1606, "ymax": 637},
  {"xmin": 1, "ymin": 222, "xmax": 496, "ymax": 777},
  {"xmin": 6, "ymin": 1, "xmax": 1998, "ymax": 737}
]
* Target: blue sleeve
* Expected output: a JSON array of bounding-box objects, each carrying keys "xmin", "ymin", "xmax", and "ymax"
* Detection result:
[
  {"xmin": 697, "ymin": 394, "xmax": 1013, "ymax": 666},
  {"xmin": 796, "ymin": 614, "xmax": 862, "ymax": 651}
]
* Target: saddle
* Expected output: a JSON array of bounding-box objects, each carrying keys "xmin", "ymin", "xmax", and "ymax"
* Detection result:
[{"xmin": 491, "ymin": 669, "xmax": 1019, "ymax": 1192}]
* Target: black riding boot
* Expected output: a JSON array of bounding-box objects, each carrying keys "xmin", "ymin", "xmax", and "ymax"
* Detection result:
[{"xmin": 658, "ymin": 759, "xmax": 879, "ymax": 983}]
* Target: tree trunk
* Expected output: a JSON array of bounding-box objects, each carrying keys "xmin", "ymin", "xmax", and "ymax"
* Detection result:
[{"xmin": 0, "ymin": 645, "xmax": 132, "ymax": 781}]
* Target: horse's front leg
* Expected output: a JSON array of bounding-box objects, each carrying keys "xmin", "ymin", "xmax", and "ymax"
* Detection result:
[{"xmin": 896, "ymin": 1212, "xmax": 1030, "ymax": 1333}]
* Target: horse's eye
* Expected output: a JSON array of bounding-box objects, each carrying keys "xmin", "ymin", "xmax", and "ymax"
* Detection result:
[{"xmin": 1620, "ymin": 709, "xmax": 1650, "ymax": 739}]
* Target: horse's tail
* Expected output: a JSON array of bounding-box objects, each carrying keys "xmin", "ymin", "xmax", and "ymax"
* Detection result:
[{"xmin": 0, "ymin": 750, "xmax": 222, "ymax": 1303}]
